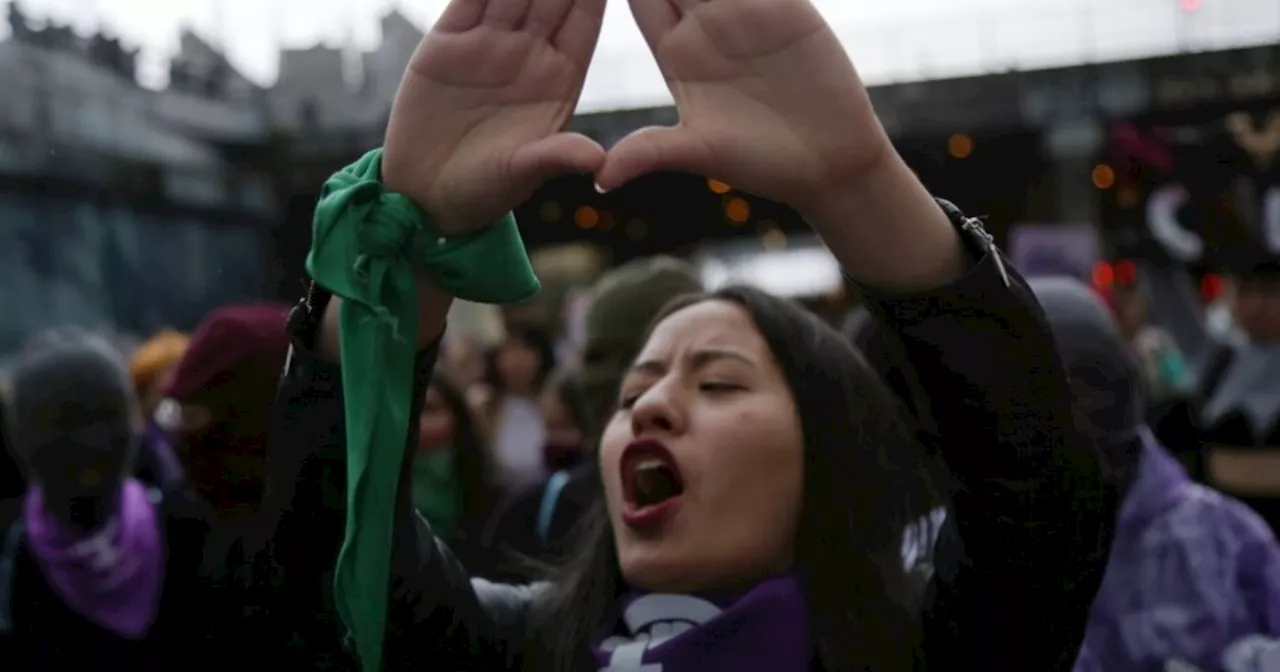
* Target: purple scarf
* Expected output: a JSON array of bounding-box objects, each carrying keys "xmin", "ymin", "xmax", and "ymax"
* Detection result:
[
  {"xmin": 23, "ymin": 478, "xmax": 164, "ymax": 639},
  {"xmin": 592, "ymin": 574, "xmax": 810, "ymax": 671}
]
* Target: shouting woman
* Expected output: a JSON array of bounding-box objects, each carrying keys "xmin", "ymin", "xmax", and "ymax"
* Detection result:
[{"xmin": 270, "ymin": 0, "xmax": 1116, "ymax": 670}]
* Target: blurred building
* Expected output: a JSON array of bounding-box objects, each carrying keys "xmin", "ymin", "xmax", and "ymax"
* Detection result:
[
  {"xmin": 260, "ymin": 6, "xmax": 1278, "ymax": 307},
  {"xmin": 0, "ymin": 3, "xmax": 274, "ymax": 353},
  {"xmin": 268, "ymin": 9, "xmax": 420, "ymax": 134},
  {"xmin": 554, "ymin": 43, "xmax": 1280, "ymax": 287},
  {"xmin": 4, "ymin": 1, "xmax": 1278, "ymax": 354}
]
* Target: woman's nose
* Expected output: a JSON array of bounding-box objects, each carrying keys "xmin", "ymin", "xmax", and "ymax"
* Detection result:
[{"xmin": 629, "ymin": 381, "xmax": 684, "ymax": 437}]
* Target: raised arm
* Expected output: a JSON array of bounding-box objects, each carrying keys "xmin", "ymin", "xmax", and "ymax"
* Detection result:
[
  {"xmin": 592, "ymin": 1, "xmax": 1115, "ymax": 668},
  {"xmin": 256, "ymin": 280, "xmax": 537, "ymax": 670},
  {"xmin": 796, "ymin": 94, "xmax": 1115, "ymax": 672},
  {"xmin": 263, "ymin": 0, "xmax": 611, "ymax": 670}
]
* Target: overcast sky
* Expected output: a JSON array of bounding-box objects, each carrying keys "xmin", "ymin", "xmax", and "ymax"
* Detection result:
[{"xmin": 11, "ymin": 0, "xmax": 1280, "ymax": 112}]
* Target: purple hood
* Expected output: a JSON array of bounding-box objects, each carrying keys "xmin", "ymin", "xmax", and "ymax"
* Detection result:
[{"xmin": 1075, "ymin": 430, "xmax": 1280, "ymax": 672}]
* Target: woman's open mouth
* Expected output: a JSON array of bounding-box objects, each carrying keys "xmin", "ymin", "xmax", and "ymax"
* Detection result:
[{"xmin": 620, "ymin": 439, "xmax": 685, "ymax": 530}]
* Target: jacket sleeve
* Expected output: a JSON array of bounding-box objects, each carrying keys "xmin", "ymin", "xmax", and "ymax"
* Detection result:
[
  {"xmin": 263, "ymin": 284, "xmax": 540, "ymax": 671},
  {"xmin": 859, "ymin": 200, "xmax": 1117, "ymax": 671}
]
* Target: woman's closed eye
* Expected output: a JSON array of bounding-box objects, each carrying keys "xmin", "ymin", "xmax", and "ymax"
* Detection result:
[
  {"xmin": 618, "ymin": 384, "xmax": 648, "ymax": 410},
  {"xmin": 699, "ymin": 381, "xmax": 743, "ymax": 395}
]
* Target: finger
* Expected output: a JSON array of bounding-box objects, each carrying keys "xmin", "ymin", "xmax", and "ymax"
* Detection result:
[
  {"xmin": 483, "ymin": 0, "xmax": 531, "ymax": 30},
  {"xmin": 525, "ymin": 0, "xmax": 574, "ymax": 39},
  {"xmin": 552, "ymin": 0, "xmax": 607, "ymax": 67},
  {"xmin": 596, "ymin": 125, "xmax": 713, "ymax": 192},
  {"xmin": 510, "ymin": 132, "xmax": 608, "ymax": 190},
  {"xmin": 436, "ymin": 0, "xmax": 487, "ymax": 32},
  {"xmin": 626, "ymin": 0, "xmax": 681, "ymax": 51}
]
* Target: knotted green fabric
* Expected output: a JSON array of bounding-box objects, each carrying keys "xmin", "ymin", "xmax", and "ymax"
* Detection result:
[{"xmin": 306, "ymin": 148, "xmax": 539, "ymax": 672}]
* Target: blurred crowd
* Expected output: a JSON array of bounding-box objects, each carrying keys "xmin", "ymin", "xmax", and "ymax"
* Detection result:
[
  {"xmin": 2, "ymin": 245, "xmax": 1280, "ymax": 629},
  {"xmin": 1, "ymin": 239, "xmax": 1279, "ymax": 670}
]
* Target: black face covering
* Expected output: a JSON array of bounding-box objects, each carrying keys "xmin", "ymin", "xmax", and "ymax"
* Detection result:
[{"xmin": 7, "ymin": 332, "xmax": 140, "ymax": 529}]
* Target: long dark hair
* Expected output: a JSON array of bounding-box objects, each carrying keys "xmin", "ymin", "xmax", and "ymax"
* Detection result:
[{"xmin": 523, "ymin": 285, "xmax": 950, "ymax": 672}]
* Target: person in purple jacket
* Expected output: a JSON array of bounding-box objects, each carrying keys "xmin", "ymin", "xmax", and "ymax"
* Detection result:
[{"xmin": 1028, "ymin": 277, "xmax": 1280, "ymax": 672}]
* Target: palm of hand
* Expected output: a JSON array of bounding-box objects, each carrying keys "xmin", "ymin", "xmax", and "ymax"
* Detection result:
[
  {"xmin": 599, "ymin": 0, "xmax": 891, "ymax": 206},
  {"xmin": 382, "ymin": 0, "xmax": 607, "ymax": 233},
  {"xmin": 382, "ymin": 0, "xmax": 891, "ymax": 231}
]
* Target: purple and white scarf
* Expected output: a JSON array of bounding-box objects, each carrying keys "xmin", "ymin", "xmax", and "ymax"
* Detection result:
[
  {"xmin": 591, "ymin": 574, "xmax": 810, "ymax": 672},
  {"xmin": 23, "ymin": 478, "xmax": 164, "ymax": 639}
]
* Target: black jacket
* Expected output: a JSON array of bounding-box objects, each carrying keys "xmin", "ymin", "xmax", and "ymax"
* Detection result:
[{"xmin": 271, "ymin": 208, "xmax": 1116, "ymax": 671}]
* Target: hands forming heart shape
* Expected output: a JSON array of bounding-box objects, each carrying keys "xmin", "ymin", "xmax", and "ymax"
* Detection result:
[{"xmin": 382, "ymin": 0, "xmax": 894, "ymax": 236}]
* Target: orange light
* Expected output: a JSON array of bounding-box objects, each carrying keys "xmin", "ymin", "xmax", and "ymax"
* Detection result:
[
  {"xmin": 708, "ymin": 179, "xmax": 732, "ymax": 195},
  {"xmin": 1180, "ymin": 0, "xmax": 1201, "ymax": 12},
  {"xmin": 1201, "ymin": 273, "xmax": 1224, "ymax": 303},
  {"xmin": 725, "ymin": 197, "xmax": 751, "ymax": 225},
  {"xmin": 1114, "ymin": 259, "xmax": 1137, "ymax": 286},
  {"xmin": 948, "ymin": 133, "xmax": 974, "ymax": 159},
  {"xmin": 1092, "ymin": 261, "xmax": 1115, "ymax": 289},
  {"xmin": 574, "ymin": 206, "xmax": 599, "ymax": 230},
  {"xmin": 1092, "ymin": 164, "xmax": 1116, "ymax": 190}
]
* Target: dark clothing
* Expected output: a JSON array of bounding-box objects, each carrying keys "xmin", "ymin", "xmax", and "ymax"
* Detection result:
[
  {"xmin": 270, "ymin": 206, "xmax": 1115, "ymax": 670},
  {"xmin": 0, "ymin": 494, "xmax": 235, "ymax": 670},
  {"xmin": 482, "ymin": 464, "xmax": 600, "ymax": 577},
  {"xmin": 1195, "ymin": 343, "xmax": 1280, "ymax": 532},
  {"xmin": 0, "ymin": 356, "xmax": 355, "ymax": 671}
]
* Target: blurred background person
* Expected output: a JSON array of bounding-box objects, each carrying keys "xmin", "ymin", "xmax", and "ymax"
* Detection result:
[
  {"xmin": 440, "ymin": 331, "xmax": 489, "ymax": 408},
  {"xmin": 127, "ymin": 329, "xmax": 190, "ymax": 494},
  {"xmin": 0, "ymin": 329, "xmax": 234, "ymax": 668},
  {"xmin": 1199, "ymin": 262, "xmax": 1280, "ymax": 530},
  {"xmin": 129, "ymin": 329, "xmax": 189, "ymax": 420},
  {"xmin": 1026, "ymin": 277, "xmax": 1280, "ymax": 672},
  {"xmin": 160, "ymin": 303, "xmax": 290, "ymax": 527},
  {"xmin": 1104, "ymin": 271, "xmax": 1193, "ymax": 404},
  {"xmin": 411, "ymin": 373, "xmax": 501, "ymax": 574},
  {"xmin": 481, "ymin": 364, "xmax": 595, "ymax": 575},
  {"xmin": 539, "ymin": 366, "xmax": 593, "ymax": 474},
  {"xmin": 480, "ymin": 322, "xmax": 555, "ymax": 491},
  {"xmin": 1143, "ymin": 257, "xmax": 1280, "ymax": 529}
]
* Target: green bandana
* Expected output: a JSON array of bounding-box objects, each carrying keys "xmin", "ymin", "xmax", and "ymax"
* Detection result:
[
  {"xmin": 410, "ymin": 449, "xmax": 461, "ymax": 541},
  {"xmin": 306, "ymin": 148, "xmax": 539, "ymax": 672}
]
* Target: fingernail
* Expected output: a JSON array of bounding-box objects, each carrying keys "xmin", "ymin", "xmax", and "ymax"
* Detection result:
[{"xmin": 594, "ymin": 182, "xmax": 608, "ymax": 194}]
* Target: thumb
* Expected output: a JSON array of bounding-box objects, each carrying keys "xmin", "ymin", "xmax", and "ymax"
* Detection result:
[
  {"xmin": 510, "ymin": 132, "xmax": 607, "ymax": 189},
  {"xmin": 596, "ymin": 125, "xmax": 713, "ymax": 192}
]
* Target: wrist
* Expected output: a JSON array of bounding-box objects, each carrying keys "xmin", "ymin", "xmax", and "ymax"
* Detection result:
[{"xmin": 801, "ymin": 152, "xmax": 965, "ymax": 293}]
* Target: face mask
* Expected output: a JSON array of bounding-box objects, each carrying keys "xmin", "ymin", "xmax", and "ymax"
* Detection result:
[
  {"xmin": 544, "ymin": 441, "xmax": 584, "ymax": 471},
  {"xmin": 410, "ymin": 448, "xmax": 461, "ymax": 540}
]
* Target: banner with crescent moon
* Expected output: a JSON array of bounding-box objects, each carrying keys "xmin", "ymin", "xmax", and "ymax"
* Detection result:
[{"xmin": 1103, "ymin": 106, "xmax": 1280, "ymax": 270}]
